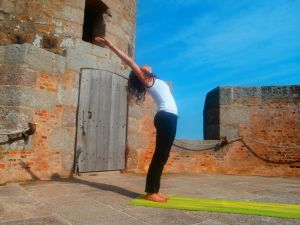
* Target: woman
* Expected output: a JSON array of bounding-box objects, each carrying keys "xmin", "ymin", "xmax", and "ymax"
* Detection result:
[{"xmin": 95, "ymin": 36, "xmax": 178, "ymax": 203}]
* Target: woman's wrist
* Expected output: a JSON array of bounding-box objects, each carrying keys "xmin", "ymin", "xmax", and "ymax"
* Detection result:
[{"xmin": 106, "ymin": 41, "xmax": 113, "ymax": 48}]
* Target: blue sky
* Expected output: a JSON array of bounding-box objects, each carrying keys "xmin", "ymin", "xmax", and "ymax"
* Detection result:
[{"xmin": 135, "ymin": 0, "xmax": 300, "ymax": 139}]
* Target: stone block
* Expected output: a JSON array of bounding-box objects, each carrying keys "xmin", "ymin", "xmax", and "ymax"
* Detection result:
[
  {"xmin": 59, "ymin": 38, "xmax": 75, "ymax": 49},
  {"xmin": 0, "ymin": 106, "xmax": 33, "ymax": 130},
  {"xmin": 15, "ymin": 0, "xmax": 26, "ymax": 14},
  {"xmin": 232, "ymin": 86, "xmax": 261, "ymax": 102},
  {"xmin": 5, "ymin": 44, "xmax": 25, "ymax": 64},
  {"xmin": 107, "ymin": 23, "xmax": 126, "ymax": 38},
  {"xmin": 61, "ymin": 5, "xmax": 84, "ymax": 25},
  {"xmin": 219, "ymin": 87, "xmax": 232, "ymax": 105},
  {"xmin": 96, "ymin": 59, "xmax": 119, "ymax": 73},
  {"xmin": 5, "ymin": 44, "xmax": 65, "ymax": 74},
  {"xmin": 75, "ymin": 39, "xmax": 93, "ymax": 54},
  {"xmin": 48, "ymin": 128, "xmax": 75, "ymax": 151},
  {"xmin": 0, "ymin": 0, "xmax": 16, "ymax": 14},
  {"xmin": 0, "ymin": 86, "xmax": 56, "ymax": 109},
  {"xmin": 66, "ymin": 49, "xmax": 97, "ymax": 72},
  {"xmin": 261, "ymin": 86, "xmax": 290, "ymax": 99},
  {"xmin": 220, "ymin": 124, "xmax": 240, "ymax": 139},
  {"xmin": 0, "ymin": 65, "xmax": 37, "ymax": 86},
  {"xmin": 220, "ymin": 106, "xmax": 250, "ymax": 124},
  {"xmin": 57, "ymin": 84, "xmax": 79, "ymax": 106},
  {"xmin": 290, "ymin": 85, "xmax": 300, "ymax": 99},
  {"xmin": 92, "ymin": 45, "xmax": 109, "ymax": 58},
  {"xmin": 28, "ymin": 1, "xmax": 42, "ymax": 20},
  {"xmin": 60, "ymin": 21, "xmax": 82, "ymax": 38},
  {"xmin": 65, "ymin": 0, "xmax": 85, "ymax": 9}
]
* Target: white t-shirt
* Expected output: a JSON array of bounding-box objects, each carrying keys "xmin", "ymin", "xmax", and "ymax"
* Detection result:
[{"xmin": 146, "ymin": 78, "xmax": 178, "ymax": 115}]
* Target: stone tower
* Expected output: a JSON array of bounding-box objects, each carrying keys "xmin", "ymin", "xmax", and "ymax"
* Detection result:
[{"xmin": 0, "ymin": 0, "xmax": 136, "ymax": 183}]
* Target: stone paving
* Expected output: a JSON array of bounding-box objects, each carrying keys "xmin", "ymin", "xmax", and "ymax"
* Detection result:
[{"xmin": 0, "ymin": 172, "xmax": 300, "ymax": 225}]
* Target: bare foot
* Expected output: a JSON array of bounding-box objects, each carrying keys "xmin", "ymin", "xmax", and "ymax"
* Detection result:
[
  {"xmin": 145, "ymin": 193, "xmax": 166, "ymax": 202},
  {"xmin": 157, "ymin": 192, "xmax": 168, "ymax": 201}
]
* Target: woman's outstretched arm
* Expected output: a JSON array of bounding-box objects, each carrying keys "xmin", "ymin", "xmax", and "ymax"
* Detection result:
[{"xmin": 95, "ymin": 36, "xmax": 151, "ymax": 86}]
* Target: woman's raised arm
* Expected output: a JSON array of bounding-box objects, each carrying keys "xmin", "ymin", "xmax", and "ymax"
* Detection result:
[{"xmin": 95, "ymin": 36, "xmax": 151, "ymax": 86}]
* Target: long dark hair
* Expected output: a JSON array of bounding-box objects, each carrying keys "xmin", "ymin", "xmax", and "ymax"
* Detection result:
[{"xmin": 127, "ymin": 69, "xmax": 157, "ymax": 103}]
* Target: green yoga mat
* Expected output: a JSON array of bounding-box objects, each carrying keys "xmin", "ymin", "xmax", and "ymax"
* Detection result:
[{"xmin": 129, "ymin": 195, "xmax": 300, "ymax": 219}]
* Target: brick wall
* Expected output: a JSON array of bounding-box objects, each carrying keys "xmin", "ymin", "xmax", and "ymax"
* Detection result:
[
  {"xmin": 168, "ymin": 86, "xmax": 300, "ymax": 176},
  {"xmin": 0, "ymin": 0, "xmax": 137, "ymax": 184},
  {"xmin": 127, "ymin": 85, "xmax": 300, "ymax": 177},
  {"xmin": 0, "ymin": 60, "xmax": 77, "ymax": 183},
  {"xmin": 126, "ymin": 94, "xmax": 157, "ymax": 172}
]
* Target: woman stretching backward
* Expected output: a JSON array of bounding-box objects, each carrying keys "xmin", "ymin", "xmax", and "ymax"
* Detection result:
[{"xmin": 95, "ymin": 36, "xmax": 178, "ymax": 203}]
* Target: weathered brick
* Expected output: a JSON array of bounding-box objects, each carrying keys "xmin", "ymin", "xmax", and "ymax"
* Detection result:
[{"xmin": 0, "ymin": 164, "xmax": 6, "ymax": 169}]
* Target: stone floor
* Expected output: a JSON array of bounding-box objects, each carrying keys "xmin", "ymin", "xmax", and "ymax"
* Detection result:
[{"xmin": 0, "ymin": 172, "xmax": 300, "ymax": 225}]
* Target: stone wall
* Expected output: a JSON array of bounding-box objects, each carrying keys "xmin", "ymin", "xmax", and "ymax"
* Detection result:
[
  {"xmin": 0, "ymin": 0, "xmax": 136, "ymax": 57},
  {"xmin": 204, "ymin": 86, "xmax": 300, "ymax": 140},
  {"xmin": 167, "ymin": 85, "xmax": 300, "ymax": 176},
  {"xmin": 127, "ymin": 85, "xmax": 300, "ymax": 177},
  {"xmin": 0, "ymin": 0, "xmax": 137, "ymax": 184}
]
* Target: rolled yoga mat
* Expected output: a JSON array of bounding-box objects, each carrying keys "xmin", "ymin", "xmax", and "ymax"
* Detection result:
[{"xmin": 129, "ymin": 195, "xmax": 300, "ymax": 219}]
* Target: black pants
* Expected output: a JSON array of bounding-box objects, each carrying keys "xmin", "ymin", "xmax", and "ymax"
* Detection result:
[{"xmin": 145, "ymin": 111, "xmax": 178, "ymax": 194}]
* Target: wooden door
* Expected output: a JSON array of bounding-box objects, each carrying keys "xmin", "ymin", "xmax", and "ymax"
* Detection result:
[{"xmin": 75, "ymin": 69, "xmax": 127, "ymax": 172}]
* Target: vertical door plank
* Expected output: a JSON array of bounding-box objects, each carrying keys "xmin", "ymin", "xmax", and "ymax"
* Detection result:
[
  {"xmin": 116, "ymin": 77, "xmax": 128, "ymax": 169},
  {"xmin": 76, "ymin": 69, "xmax": 91, "ymax": 172},
  {"xmin": 108, "ymin": 75, "xmax": 127, "ymax": 170},
  {"xmin": 95, "ymin": 71, "xmax": 112, "ymax": 171},
  {"xmin": 107, "ymin": 74, "xmax": 118, "ymax": 170},
  {"xmin": 86, "ymin": 70, "xmax": 102, "ymax": 171}
]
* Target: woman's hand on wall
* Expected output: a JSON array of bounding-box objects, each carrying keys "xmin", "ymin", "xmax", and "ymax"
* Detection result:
[{"xmin": 95, "ymin": 36, "xmax": 113, "ymax": 47}]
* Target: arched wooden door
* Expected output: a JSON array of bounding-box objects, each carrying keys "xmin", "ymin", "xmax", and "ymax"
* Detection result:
[{"xmin": 75, "ymin": 69, "xmax": 127, "ymax": 172}]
